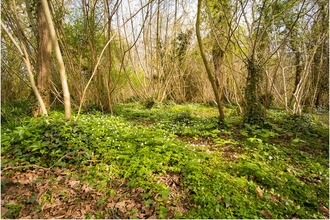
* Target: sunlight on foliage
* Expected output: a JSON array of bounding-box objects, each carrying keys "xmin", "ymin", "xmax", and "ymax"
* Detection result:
[{"xmin": 1, "ymin": 103, "xmax": 328, "ymax": 219}]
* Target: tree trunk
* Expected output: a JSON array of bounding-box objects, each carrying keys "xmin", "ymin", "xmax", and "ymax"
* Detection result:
[
  {"xmin": 196, "ymin": 0, "xmax": 225, "ymax": 125},
  {"xmin": 1, "ymin": 22, "xmax": 48, "ymax": 116},
  {"xmin": 289, "ymin": 51, "xmax": 303, "ymax": 106},
  {"xmin": 41, "ymin": 0, "xmax": 71, "ymax": 118},
  {"xmin": 244, "ymin": 58, "xmax": 265, "ymax": 125},
  {"xmin": 212, "ymin": 45, "xmax": 225, "ymax": 101},
  {"xmin": 311, "ymin": 31, "xmax": 329, "ymax": 109},
  {"xmin": 36, "ymin": 0, "xmax": 52, "ymax": 115}
]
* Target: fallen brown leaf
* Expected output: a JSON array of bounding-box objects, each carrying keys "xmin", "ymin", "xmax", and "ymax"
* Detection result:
[
  {"xmin": 319, "ymin": 206, "xmax": 329, "ymax": 216},
  {"xmin": 256, "ymin": 186, "xmax": 263, "ymax": 198},
  {"xmin": 68, "ymin": 180, "xmax": 80, "ymax": 188},
  {"xmin": 1, "ymin": 207, "xmax": 8, "ymax": 215},
  {"xmin": 148, "ymin": 214, "xmax": 157, "ymax": 219},
  {"xmin": 261, "ymin": 210, "xmax": 272, "ymax": 219},
  {"xmin": 107, "ymin": 202, "xmax": 116, "ymax": 209},
  {"xmin": 125, "ymin": 199, "xmax": 135, "ymax": 210},
  {"xmin": 115, "ymin": 201, "xmax": 127, "ymax": 212},
  {"xmin": 269, "ymin": 195, "xmax": 279, "ymax": 202}
]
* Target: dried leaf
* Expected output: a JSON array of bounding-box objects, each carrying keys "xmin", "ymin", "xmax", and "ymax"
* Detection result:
[
  {"xmin": 54, "ymin": 167, "xmax": 62, "ymax": 175},
  {"xmin": 261, "ymin": 210, "xmax": 272, "ymax": 219},
  {"xmin": 148, "ymin": 214, "xmax": 157, "ymax": 219},
  {"xmin": 66, "ymin": 205, "xmax": 75, "ymax": 217},
  {"xmin": 16, "ymin": 176, "xmax": 30, "ymax": 185},
  {"xmin": 319, "ymin": 206, "xmax": 329, "ymax": 216},
  {"xmin": 115, "ymin": 201, "xmax": 127, "ymax": 212},
  {"xmin": 107, "ymin": 202, "xmax": 116, "ymax": 209},
  {"xmin": 82, "ymin": 184, "xmax": 93, "ymax": 193},
  {"xmin": 68, "ymin": 180, "xmax": 80, "ymax": 188},
  {"xmin": 54, "ymin": 167, "xmax": 70, "ymax": 176},
  {"xmin": 126, "ymin": 200, "xmax": 136, "ymax": 210},
  {"xmin": 1, "ymin": 207, "xmax": 8, "ymax": 215},
  {"xmin": 269, "ymin": 195, "xmax": 279, "ymax": 202},
  {"xmin": 256, "ymin": 186, "xmax": 263, "ymax": 198}
]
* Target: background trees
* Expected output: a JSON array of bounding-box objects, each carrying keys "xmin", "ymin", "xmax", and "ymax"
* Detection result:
[{"xmin": 1, "ymin": 0, "xmax": 328, "ymax": 122}]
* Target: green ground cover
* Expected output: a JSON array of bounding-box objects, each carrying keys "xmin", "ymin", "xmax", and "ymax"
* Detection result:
[{"xmin": 1, "ymin": 102, "xmax": 329, "ymax": 218}]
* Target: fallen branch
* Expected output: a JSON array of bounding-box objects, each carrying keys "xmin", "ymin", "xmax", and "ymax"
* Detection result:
[
  {"xmin": 1, "ymin": 153, "xmax": 73, "ymax": 172},
  {"xmin": 1, "ymin": 164, "xmax": 48, "ymax": 172}
]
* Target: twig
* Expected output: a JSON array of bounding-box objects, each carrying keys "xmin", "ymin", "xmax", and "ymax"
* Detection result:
[
  {"xmin": 1, "ymin": 153, "xmax": 72, "ymax": 172},
  {"xmin": 48, "ymin": 154, "xmax": 73, "ymax": 170},
  {"xmin": 1, "ymin": 164, "xmax": 48, "ymax": 172}
]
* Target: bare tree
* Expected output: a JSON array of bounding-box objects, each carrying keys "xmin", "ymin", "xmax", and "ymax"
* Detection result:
[
  {"xmin": 36, "ymin": 0, "xmax": 52, "ymax": 115},
  {"xmin": 196, "ymin": 0, "xmax": 225, "ymax": 124},
  {"xmin": 1, "ymin": 22, "xmax": 48, "ymax": 116},
  {"xmin": 230, "ymin": 0, "xmax": 306, "ymax": 123},
  {"xmin": 41, "ymin": 0, "xmax": 71, "ymax": 118},
  {"xmin": 308, "ymin": 0, "xmax": 329, "ymax": 111}
]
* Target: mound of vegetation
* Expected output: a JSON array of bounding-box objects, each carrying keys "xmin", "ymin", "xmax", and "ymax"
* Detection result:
[{"xmin": 1, "ymin": 103, "xmax": 329, "ymax": 219}]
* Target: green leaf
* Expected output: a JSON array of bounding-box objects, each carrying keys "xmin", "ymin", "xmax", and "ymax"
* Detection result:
[
  {"xmin": 145, "ymin": 199, "xmax": 153, "ymax": 207},
  {"xmin": 26, "ymin": 194, "xmax": 37, "ymax": 204},
  {"xmin": 160, "ymin": 189, "xmax": 171, "ymax": 199},
  {"xmin": 223, "ymin": 197, "xmax": 231, "ymax": 208},
  {"xmin": 240, "ymin": 130, "xmax": 249, "ymax": 137}
]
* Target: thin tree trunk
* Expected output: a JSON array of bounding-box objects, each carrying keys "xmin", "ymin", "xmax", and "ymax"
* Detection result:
[
  {"xmin": 289, "ymin": 50, "xmax": 303, "ymax": 106},
  {"xmin": 1, "ymin": 22, "xmax": 48, "ymax": 116},
  {"xmin": 104, "ymin": 0, "xmax": 113, "ymax": 114},
  {"xmin": 36, "ymin": 0, "xmax": 52, "ymax": 115},
  {"xmin": 41, "ymin": 0, "xmax": 71, "ymax": 118},
  {"xmin": 196, "ymin": 0, "xmax": 225, "ymax": 124},
  {"xmin": 280, "ymin": 64, "xmax": 289, "ymax": 114}
]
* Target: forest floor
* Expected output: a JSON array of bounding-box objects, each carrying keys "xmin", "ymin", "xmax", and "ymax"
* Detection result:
[{"xmin": 1, "ymin": 102, "xmax": 329, "ymax": 219}]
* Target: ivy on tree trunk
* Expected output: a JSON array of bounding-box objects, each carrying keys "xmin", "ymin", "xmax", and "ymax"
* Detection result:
[{"xmin": 244, "ymin": 58, "xmax": 265, "ymax": 125}]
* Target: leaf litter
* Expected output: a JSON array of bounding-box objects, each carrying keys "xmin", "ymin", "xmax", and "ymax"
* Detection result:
[{"xmin": 1, "ymin": 167, "xmax": 188, "ymax": 219}]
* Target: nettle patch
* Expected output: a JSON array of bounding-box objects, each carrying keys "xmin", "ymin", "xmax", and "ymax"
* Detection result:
[{"xmin": 1, "ymin": 103, "xmax": 329, "ymax": 219}]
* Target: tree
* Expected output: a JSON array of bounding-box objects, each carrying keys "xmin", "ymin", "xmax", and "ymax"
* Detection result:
[
  {"xmin": 308, "ymin": 0, "xmax": 329, "ymax": 110},
  {"xmin": 36, "ymin": 0, "xmax": 52, "ymax": 115},
  {"xmin": 1, "ymin": 22, "xmax": 48, "ymax": 116},
  {"xmin": 2, "ymin": 0, "xmax": 328, "ymax": 118},
  {"xmin": 104, "ymin": 0, "xmax": 122, "ymax": 114},
  {"xmin": 280, "ymin": 0, "xmax": 328, "ymax": 114},
  {"xmin": 208, "ymin": 0, "xmax": 231, "ymax": 103},
  {"xmin": 41, "ymin": 0, "xmax": 71, "ymax": 118},
  {"xmin": 196, "ymin": 0, "xmax": 225, "ymax": 124},
  {"xmin": 231, "ymin": 0, "xmax": 306, "ymax": 124}
]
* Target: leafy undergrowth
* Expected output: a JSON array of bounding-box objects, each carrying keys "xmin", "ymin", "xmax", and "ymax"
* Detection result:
[{"xmin": 1, "ymin": 102, "xmax": 329, "ymax": 219}]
